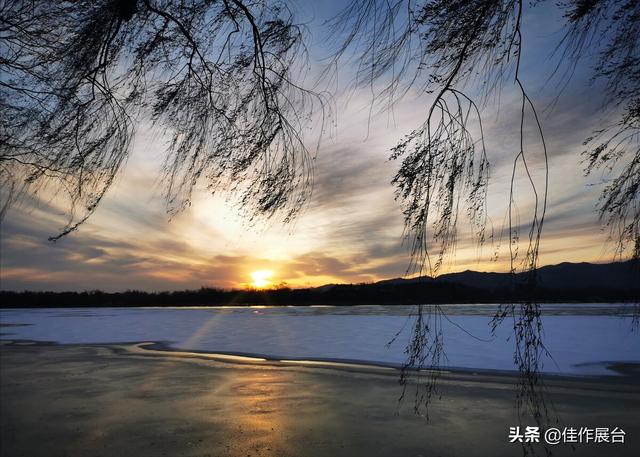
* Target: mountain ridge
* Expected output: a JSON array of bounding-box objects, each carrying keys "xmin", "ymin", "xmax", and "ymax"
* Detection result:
[{"xmin": 372, "ymin": 260, "xmax": 639, "ymax": 291}]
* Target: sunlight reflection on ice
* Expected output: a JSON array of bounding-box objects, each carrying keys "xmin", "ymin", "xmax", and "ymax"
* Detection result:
[{"xmin": 1, "ymin": 305, "xmax": 638, "ymax": 375}]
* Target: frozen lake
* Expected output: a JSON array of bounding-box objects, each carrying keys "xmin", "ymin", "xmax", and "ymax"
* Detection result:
[{"xmin": 1, "ymin": 304, "xmax": 638, "ymax": 375}]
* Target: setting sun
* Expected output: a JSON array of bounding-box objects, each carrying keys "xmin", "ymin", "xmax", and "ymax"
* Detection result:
[{"xmin": 250, "ymin": 270, "xmax": 274, "ymax": 289}]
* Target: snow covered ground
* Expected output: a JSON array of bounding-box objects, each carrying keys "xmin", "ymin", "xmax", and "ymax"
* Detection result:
[{"xmin": 1, "ymin": 305, "xmax": 638, "ymax": 375}]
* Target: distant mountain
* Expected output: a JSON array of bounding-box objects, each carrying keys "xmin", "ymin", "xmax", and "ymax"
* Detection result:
[
  {"xmin": 528, "ymin": 261, "xmax": 639, "ymax": 290},
  {"xmin": 375, "ymin": 260, "xmax": 639, "ymax": 292},
  {"xmin": 1, "ymin": 260, "xmax": 637, "ymax": 307}
]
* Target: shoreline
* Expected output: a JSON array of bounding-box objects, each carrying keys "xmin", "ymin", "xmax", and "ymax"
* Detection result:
[
  {"xmin": 3, "ymin": 338, "xmax": 640, "ymax": 387},
  {"xmin": 130, "ymin": 341, "xmax": 640, "ymax": 384},
  {"xmin": 2, "ymin": 300, "xmax": 639, "ymax": 308}
]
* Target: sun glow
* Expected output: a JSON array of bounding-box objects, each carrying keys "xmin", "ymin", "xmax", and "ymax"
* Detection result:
[{"xmin": 250, "ymin": 270, "xmax": 274, "ymax": 289}]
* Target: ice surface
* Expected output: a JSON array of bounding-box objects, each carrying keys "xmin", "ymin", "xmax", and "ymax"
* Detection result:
[{"xmin": 1, "ymin": 305, "xmax": 638, "ymax": 375}]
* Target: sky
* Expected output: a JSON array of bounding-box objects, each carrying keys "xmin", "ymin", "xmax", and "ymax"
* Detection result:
[{"xmin": 0, "ymin": 1, "xmax": 629, "ymax": 291}]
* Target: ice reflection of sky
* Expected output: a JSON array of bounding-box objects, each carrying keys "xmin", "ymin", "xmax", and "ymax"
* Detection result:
[{"xmin": 1, "ymin": 305, "xmax": 638, "ymax": 375}]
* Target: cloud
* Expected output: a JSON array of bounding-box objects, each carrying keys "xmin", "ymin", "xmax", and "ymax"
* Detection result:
[{"xmin": 0, "ymin": 3, "xmax": 627, "ymax": 292}]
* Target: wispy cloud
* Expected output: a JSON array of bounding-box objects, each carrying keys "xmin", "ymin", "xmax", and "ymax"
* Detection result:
[{"xmin": 0, "ymin": 2, "xmax": 621, "ymax": 291}]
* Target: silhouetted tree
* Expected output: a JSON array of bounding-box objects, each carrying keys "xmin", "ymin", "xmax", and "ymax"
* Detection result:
[
  {"xmin": 326, "ymin": 0, "xmax": 637, "ymax": 442},
  {"xmin": 1, "ymin": 0, "xmax": 326, "ymax": 237},
  {"xmin": 327, "ymin": 0, "xmax": 638, "ymax": 268},
  {"xmin": 1, "ymin": 1, "xmax": 637, "ymax": 258}
]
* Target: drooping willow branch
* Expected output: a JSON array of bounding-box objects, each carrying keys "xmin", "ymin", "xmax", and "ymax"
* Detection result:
[
  {"xmin": 330, "ymin": 1, "xmax": 555, "ymax": 441},
  {"xmin": 390, "ymin": 304, "xmax": 447, "ymax": 420},
  {"xmin": 0, "ymin": 0, "xmax": 328, "ymax": 238},
  {"xmin": 560, "ymin": 0, "xmax": 640, "ymax": 259},
  {"xmin": 327, "ymin": 0, "xmax": 554, "ymax": 275},
  {"xmin": 583, "ymin": 104, "xmax": 639, "ymax": 258}
]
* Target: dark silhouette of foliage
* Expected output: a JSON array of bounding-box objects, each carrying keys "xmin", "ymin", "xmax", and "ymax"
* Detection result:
[
  {"xmin": 1, "ymin": 1, "xmax": 636, "ymax": 266},
  {"xmin": 327, "ymin": 0, "xmax": 551, "ymax": 438},
  {"xmin": 326, "ymin": 0, "xmax": 637, "ymax": 445},
  {"xmin": 0, "ymin": 0, "xmax": 326, "ymax": 238},
  {"xmin": 560, "ymin": 0, "xmax": 640, "ymax": 260},
  {"xmin": 583, "ymin": 100, "xmax": 640, "ymax": 259},
  {"xmin": 327, "ymin": 0, "xmax": 549, "ymax": 276}
]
